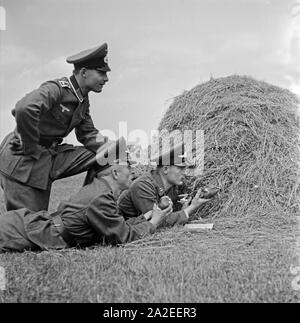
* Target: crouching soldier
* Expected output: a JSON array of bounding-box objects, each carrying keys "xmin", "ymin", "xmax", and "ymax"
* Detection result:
[
  {"xmin": 0, "ymin": 43, "xmax": 114, "ymax": 212},
  {"xmin": 0, "ymin": 139, "xmax": 172, "ymax": 252},
  {"xmin": 118, "ymin": 144, "xmax": 211, "ymax": 227}
]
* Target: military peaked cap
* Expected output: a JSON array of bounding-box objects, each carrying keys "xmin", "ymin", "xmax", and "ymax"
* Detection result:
[
  {"xmin": 66, "ymin": 43, "xmax": 111, "ymax": 72},
  {"xmin": 151, "ymin": 143, "xmax": 194, "ymax": 168}
]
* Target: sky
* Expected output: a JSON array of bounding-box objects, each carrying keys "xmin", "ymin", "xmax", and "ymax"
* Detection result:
[{"xmin": 0, "ymin": 0, "xmax": 299, "ymax": 146}]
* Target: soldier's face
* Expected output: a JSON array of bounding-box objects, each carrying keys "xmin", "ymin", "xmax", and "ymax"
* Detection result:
[
  {"xmin": 165, "ymin": 166, "xmax": 186, "ymax": 186},
  {"xmin": 85, "ymin": 69, "xmax": 109, "ymax": 93},
  {"xmin": 116, "ymin": 166, "xmax": 132, "ymax": 191}
]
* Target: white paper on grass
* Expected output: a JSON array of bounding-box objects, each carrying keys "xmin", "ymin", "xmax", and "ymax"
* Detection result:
[{"xmin": 184, "ymin": 223, "xmax": 214, "ymax": 231}]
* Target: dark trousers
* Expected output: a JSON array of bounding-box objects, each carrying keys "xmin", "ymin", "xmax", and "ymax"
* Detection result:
[
  {"xmin": 0, "ymin": 208, "xmax": 68, "ymax": 252},
  {"xmin": 0, "ymin": 146, "xmax": 94, "ymax": 212}
]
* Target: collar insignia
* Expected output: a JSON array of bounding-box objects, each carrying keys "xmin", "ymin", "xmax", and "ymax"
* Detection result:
[
  {"xmin": 58, "ymin": 80, "xmax": 71, "ymax": 89},
  {"xmin": 68, "ymin": 76, "xmax": 84, "ymax": 103}
]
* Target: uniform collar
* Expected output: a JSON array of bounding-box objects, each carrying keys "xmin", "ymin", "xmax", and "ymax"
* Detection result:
[
  {"xmin": 151, "ymin": 170, "xmax": 166, "ymax": 197},
  {"xmin": 68, "ymin": 75, "xmax": 84, "ymax": 103},
  {"xmin": 95, "ymin": 176, "xmax": 120, "ymax": 201}
]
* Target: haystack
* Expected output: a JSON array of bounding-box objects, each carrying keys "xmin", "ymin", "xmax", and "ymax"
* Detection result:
[{"xmin": 158, "ymin": 75, "xmax": 300, "ymax": 218}]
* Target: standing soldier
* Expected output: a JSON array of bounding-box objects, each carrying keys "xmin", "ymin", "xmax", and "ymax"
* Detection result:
[{"xmin": 0, "ymin": 43, "xmax": 112, "ymax": 212}]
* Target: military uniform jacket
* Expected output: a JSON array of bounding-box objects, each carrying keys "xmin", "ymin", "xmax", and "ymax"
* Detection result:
[
  {"xmin": 56, "ymin": 177, "xmax": 155, "ymax": 246},
  {"xmin": 0, "ymin": 76, "xmax": 105, "ymax": 190},
  {"xmin": 118, "ymin": 171, "xmax": 188, "ymax": 226}
]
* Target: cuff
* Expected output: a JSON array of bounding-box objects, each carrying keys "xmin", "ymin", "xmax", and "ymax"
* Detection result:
[
  {"xmin": 183, "ymin": 209, "xmax": 189, "ymax": 219},
  {"xmin": 126, "ymin": 215, "xmax": 147, "ymax": 225},
  {"xmin": 146, "ymin": 221, "xmax": 156, "ymax": 234}
]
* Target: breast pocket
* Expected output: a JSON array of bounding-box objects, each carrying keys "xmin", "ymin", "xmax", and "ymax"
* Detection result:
[{"xmin": 50, "ymin": 104, "xmax": 73, "ymax": 126}]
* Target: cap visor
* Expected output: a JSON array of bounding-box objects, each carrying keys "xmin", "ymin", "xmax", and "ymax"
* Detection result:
[{"xmin": 96, "ymin": 66, "xmax": 111, "ymax": 72}]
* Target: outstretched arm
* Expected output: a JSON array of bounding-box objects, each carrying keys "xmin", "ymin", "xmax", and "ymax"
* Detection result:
[
  {"xmin": 75, "ymin": 108, "xmax": 107, "ymax": 153},
  {"xmin": 129, "ymin": 180, "xmax": 189, "ymax": 227},
  {"xmin": 87, "ymin": 193, "xmax": 156, "ymax": 244}
]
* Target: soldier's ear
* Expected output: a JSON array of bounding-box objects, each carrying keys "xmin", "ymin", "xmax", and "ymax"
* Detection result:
[
  {"xmin": 80, "ymin": 67, "xmax": 87, "ymax": 78},
  {"xmin": 111, "ymin": 167, "xmax": 119, "ymax": 180}
]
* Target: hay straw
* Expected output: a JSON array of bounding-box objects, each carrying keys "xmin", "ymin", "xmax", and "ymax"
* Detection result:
[{"xmin": 159, "ymin": 75, "xmax": 300, "ymax": 218}]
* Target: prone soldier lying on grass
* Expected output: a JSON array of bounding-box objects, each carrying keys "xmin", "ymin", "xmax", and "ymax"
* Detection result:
[
  {"xmin": 118, "ymin": 144, "xmax": 211, "ymax": 227},
  {"xmin": 0, "ymin": 140, "xmax": 172, "ymax": 252}
]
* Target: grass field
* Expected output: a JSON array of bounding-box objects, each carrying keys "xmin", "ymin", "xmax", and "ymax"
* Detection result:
[{"xmin": 0, "ymin": 174, "xmax": 299, "ymax": 303}]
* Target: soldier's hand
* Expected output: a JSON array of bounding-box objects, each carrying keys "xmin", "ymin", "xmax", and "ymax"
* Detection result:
[
  {"xmin": 190, "ymin": 189, "xmax": 211, "ymax": 208},
  {"xmin": 9, "ymin": 133, "xmax": 24, "ymax": 155},
  {"xmin": 178, "ymin": 194, "xmax": 192, "ymax": 208},
  {"xmin": 10, "ymin": 149, "xmax": 24, "ymax": 156},
  {"xmin": 96, "ymin": 134, "xmax": 110, "ymax": 145},
  {"xmin": 149, "ymin": 203, "xmax": 173, "ymax": 228}
]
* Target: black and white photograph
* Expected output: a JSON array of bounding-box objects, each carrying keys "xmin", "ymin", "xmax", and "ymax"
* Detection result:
[{"xmin": 0, "ymin": 0, "xmax": 299, "ymax": 306}]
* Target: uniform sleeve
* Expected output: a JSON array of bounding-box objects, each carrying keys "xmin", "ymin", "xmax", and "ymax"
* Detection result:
[
  {"xmin": 163, "ymin": 186, "xmax": 189, "ymax": 226},
  {"xmin": 163, "ymin": 210, "xmax": 188, "ymax": 227},
  {"xmin": 12, "ymin": 81, "xmax": 61, "ymax": 157},
  {"xmin": 130, "ymin": 179, "xmax": 188, "ymax": 227},
  {"xmin": 129, "ymin": 179, "xmax": 157, "ymax": 214},
  {"xmin": 125, "ymin": 214, "xmax": 148, "ymax": 225},
  {"xmin": 75, "ymin": 108, "xmax": 107, "ymax": 153},
  {"xmin": 86, "ymin": 193, "xmax": 156, "ymax": 244}
]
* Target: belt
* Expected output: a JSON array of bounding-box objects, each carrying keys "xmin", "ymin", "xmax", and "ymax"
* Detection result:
[
  {"xmin": 51, "ymin": 211, "xmax": 77, "ymax": 247},
  {"xmin": 39, "ymin": 138, "xmax": 63, "ymax": 148}
]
